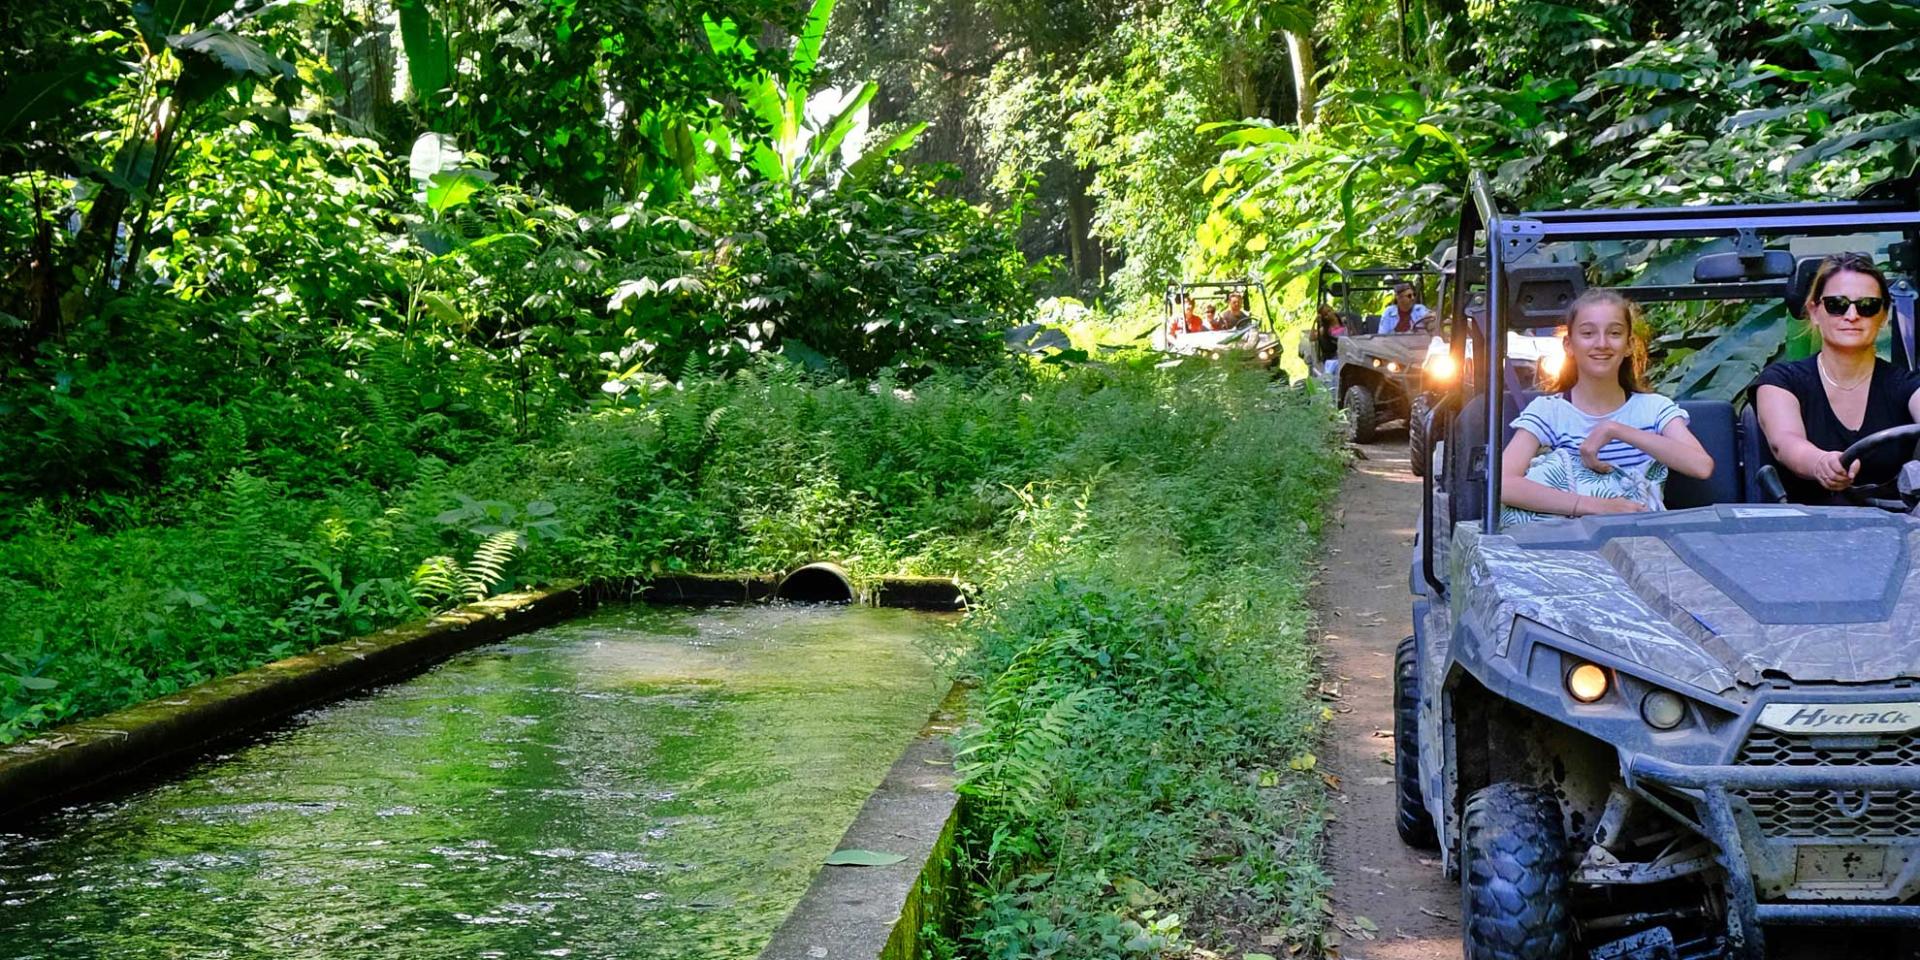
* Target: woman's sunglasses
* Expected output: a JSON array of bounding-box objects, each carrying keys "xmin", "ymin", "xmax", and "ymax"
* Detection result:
[{"xmin": 1820, "ymin": 295, "xmax": 1886, "ymax": 318}]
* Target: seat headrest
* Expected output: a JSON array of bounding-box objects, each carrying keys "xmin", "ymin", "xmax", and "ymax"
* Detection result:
[
  {"xmin": 1786, "ymin": 256, "xmax": 1823, "ymax": 319},
  {"xmin": 1506, "ymin": 262, "xmax": 1586, "ymax": 327}
]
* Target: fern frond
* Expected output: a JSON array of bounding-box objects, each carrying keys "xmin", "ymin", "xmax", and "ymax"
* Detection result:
[
  {"xmin": 410, "ymin": 555, "xmax": 466, "ymax": 604},
  {"xmin": 463, "ymin": 530, "xmax": 524, "ymax": 600}
]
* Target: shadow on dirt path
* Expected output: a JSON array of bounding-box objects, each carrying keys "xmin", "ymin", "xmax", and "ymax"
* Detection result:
[{"xmin": 1317, "ymin": 438, "xmax": 1458, "ymax": 960}]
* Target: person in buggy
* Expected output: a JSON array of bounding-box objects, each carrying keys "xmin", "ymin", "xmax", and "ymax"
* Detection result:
[
  {"xmin": 1753, "ymin": 252, "xmax": 1920, "ymax": 504},
  {"xmin": 1215, "ymin": 291, "xmax": 1250, "ymax": 329},
  {"xmin": 1376, "ymin": 281, "xmax": 1432, "ymax": 334},
  {"xmin": 1498, "ymin": 289, "xmax": 1715, "ymax": 522}
]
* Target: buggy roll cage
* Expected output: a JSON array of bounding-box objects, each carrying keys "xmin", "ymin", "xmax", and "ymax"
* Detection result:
[
  {"xmin": 1420, "ymin": 172, "xmax": 1920, "ymax": 596},
  {"xmin": 1315, "ymin": 260, "xmax": 1436, "ymax": 327},
  {"xmin": 1164, "ymin": 278, "xmax": 1273, "ymax": 329}
]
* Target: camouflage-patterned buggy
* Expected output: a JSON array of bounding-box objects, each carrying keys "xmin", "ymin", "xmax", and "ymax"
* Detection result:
[
  {"xmin": 1301, "ymin": 259, "xmax": 1439, "ymax": 442},
  {"xmin": 1404, "ymin": 173, "xmax": 1920, "ymax": 959}
]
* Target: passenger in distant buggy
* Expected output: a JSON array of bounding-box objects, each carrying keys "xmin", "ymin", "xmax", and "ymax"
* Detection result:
[
  {"xmin": 1498, "ymin": 289, "xmax": 1715, "ymax": 523},
  {"xmin": 1753, "ymin": 252, "xmax": 1920, "ymax": 504},
  {"xmin": 1215, "ymin": 291, "xmax": 1250, "ymax": 329},
  {"xmin": 1376, "ymin": 282, "xmax": 1431, "ymax": 334}
]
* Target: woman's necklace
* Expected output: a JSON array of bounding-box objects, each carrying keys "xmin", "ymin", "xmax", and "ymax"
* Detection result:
[{"xmin": 1818, "ymin": 354, "xmax": 1872, "ymax": 391}]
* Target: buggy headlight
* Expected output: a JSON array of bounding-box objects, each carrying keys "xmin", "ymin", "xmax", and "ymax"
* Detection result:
[
  {"xmin": 1386, "ymin": 361, "xmax": 1402, "ymax": 372},
  {"xmin": 1423, "ymin": 351, "xmax": 1457, "ymax": 382},
  {"xmin": 1641, "ymin": 690, "xmax": 1687, "ymax": 730},
  {"xmin": 1538, "ymin": 349, "xmax": 1565, "ymax": 379},
  {"xmin": 1566, "ymin": 662, "xmax": 1610, "ymax": 703}
]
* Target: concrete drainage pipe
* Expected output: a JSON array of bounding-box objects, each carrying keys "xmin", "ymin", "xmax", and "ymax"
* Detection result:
[{"xmin": 774, "ymin": 562, "xmax": 858, "ymax": 604}]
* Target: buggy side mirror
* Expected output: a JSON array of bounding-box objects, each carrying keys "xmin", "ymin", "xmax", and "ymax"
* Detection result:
[{"xmin": 1694, "ymin": 251, "xmax": 1795, "ymax": 284}]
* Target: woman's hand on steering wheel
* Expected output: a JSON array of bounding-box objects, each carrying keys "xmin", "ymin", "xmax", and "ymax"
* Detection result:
[
  {"xmin": 1812, "ymin": 450, "xmax": 1860, "ymax": 492},
  {"xmin": 1836, "ymin": 423, "xmax": 1920, "ymax": 510}
]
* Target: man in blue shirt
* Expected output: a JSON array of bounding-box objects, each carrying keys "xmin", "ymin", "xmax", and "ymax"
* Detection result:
[{"xmin": 1376, "ymin": 282, "xmax": 1431, "ymax": 335}]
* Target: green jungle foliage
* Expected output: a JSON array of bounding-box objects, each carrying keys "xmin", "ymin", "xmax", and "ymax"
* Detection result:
[
  {"xmin": 951, "ymin": 364, "xmax": 1345, "ymax": 958},
  {"xmin": 1196, "ymin": 0, "xmax": 1920, "ymax": 389},
  {"xmin": 23, "ymin": 0, "xmax": 1909, "ymax": 952},
  {"xmin": 836, "ymin": 0, "xmax": 1920, "ymax": 385}
]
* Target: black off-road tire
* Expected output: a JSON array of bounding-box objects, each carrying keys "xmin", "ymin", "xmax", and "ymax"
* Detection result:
[
  {"xmin": 1461, "ymin": 782, "xmax": 1573, "ymax": 960},
  {"xmin": 1408, "ymin": 395, "xmax": 1433, "ymax": 477},
  {"xmin": 1394, "ymin": 637, "xmax": 1438, "ymax": 849},
  {"xmin": 1344, "ymin": 382, "xmax": 1379, "ymax": 443}
]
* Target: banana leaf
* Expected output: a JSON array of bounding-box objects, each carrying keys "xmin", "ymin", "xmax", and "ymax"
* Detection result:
[{"xmin": 1653, "ymin": 301, "xmax": 1788, "ymax": 401}]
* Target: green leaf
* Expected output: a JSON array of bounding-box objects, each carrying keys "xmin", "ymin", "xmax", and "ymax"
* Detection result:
[
  {"xmin": 823, "ymin": 848, "xmax": 906, "ymax": 866},
  {"xmin": 1788, "ymin": 117, "xmax": 1920, "ymax": 172},
  {"xmin": 800, "ymin": 81, "xmax": 877, "ymax": 182},
  {"xmin": 1590, "ymin": 67, "xmax": 1689, "ymax": 91},
  {"xmin": 421, "ymin": 292, "xmax": 463, "ymax": 326},
  {"xmin": 0, "ymin": 53, "xmax": 133, "ymax": 139},
  {"xmin": 167, "ymin": 29, "xmax": 295, "ymax": 80},
  {"xmin": 789, "ymin": 0, "xmax": 836, "ymax": 83},
  {"xmin": 847, "ymin": 122, "xmax": 927, "ymax": 180},
  {"xmin": 524, "ymin": 500, "xmax": 557, "ymax": 517},
  {"xmin": 1592, "ymin": 105, "xmax": 1676, "ymax": 147},
  {"xmin": 16, "ymin": 675, "xmax": 57, "ymax": 691},
  {"xmin": 1653, "ymin": 301, "xmax": 1787, "ymax": 400},
  {"xmin": 395, "ymin": 0, "xmax": 452, "ymax": 99},
  {"xmin": 424, "ymin": 168, "xmax": 495, "ymax": 213},
  {"xmin": 133, "ymin": 0, "xmax": 240, "ymax": 45}
]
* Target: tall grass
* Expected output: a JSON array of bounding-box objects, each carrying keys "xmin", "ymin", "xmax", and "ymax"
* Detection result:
[
  {"xmin": 951, "ymin": 366, "xmax": 1346, "ymax": 957},
  {"xmin": 0, "ymin": 356, "xmax": 1348, "ymax": 952},
  {"xmin": 0, "ymin": 361, "xmax": 1335, "ymax": 744}
]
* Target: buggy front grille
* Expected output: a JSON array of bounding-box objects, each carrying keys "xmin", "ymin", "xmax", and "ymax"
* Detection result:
[{"xmin": 1735, "ymin": 729, "xmax": 1920, "ymax": 839}]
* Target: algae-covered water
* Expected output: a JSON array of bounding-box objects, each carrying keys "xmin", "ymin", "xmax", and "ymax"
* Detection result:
[{"xmin": 0, "ymin": 603, "xmax": 950, "ymax": 960}]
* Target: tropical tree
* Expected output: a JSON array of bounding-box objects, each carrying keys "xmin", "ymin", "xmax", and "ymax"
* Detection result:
[{"xmin": 704, "ymin": 0, "xmax": 927, "ymax": 194}]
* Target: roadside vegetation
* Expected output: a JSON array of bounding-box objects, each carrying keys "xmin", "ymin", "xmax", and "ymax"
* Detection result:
[
  {"xmin": 952, "ymin": 364, "xmax": 1344, "ymax": 958},
  {"xmin": 16, "ymin": 0, "xmax": 1920, "ymax": 956}
]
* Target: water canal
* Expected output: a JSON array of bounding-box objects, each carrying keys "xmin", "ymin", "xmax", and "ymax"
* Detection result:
[{"xmin": 0, "ymin": 602, "xmax": 951, "ymax": 959}]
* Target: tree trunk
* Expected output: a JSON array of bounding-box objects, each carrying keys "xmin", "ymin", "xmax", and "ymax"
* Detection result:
[
  {"xmin": 1064, "ymin": 166, "xmax": 1099, "ymax": 286},
  {"xmin": 1284, "ymin": 31, "xmax": 1317, "ymax": 128}
]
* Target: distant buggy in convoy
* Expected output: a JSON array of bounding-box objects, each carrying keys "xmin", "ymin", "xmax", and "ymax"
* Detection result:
[
  {"xmin": 1301, "ymin": 259, "xmax": 1440, "ymax": 442},
  {"xmin": 1403, "ymin": 173, "xmax": 1920, "ymax": 960},
  {"xmin": 1152, "ymin": 278, "xmax": 1280, "ymax": 366},
  {"xmin": 1408, "ymin": 242, "xmax": 1566, "ymax": 478}
]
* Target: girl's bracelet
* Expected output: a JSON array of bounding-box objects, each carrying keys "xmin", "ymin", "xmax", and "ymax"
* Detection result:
[{"xmin": 1572, "ymin": 494, "xmax": 1584, "ymax": 516}]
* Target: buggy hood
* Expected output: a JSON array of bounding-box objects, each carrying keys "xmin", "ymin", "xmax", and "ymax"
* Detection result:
[{"xmin": 1456, "ymin": 507, "xmax": 1920, "ymax": 694}]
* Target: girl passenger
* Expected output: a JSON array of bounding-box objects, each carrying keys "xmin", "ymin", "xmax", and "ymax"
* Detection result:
[{"xmin": 1499, "ymin": 289, "xmax": 1715, "ymax": 522}]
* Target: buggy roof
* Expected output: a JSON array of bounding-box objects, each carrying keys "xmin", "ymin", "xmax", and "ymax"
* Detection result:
[{"xmin": 1472, "ymin": 175, "xmax": 1920, "ymax": 318}]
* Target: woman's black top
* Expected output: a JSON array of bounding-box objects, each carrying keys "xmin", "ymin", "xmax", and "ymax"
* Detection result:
[{"xmin": 1753, "ymin": 355, "xmax": 1920, "ymax": 504}]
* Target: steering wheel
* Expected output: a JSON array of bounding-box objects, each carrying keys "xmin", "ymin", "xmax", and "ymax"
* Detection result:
[{"xmin": 1837, "ymin": 423, "xmax": 1920, "ymax": 511}]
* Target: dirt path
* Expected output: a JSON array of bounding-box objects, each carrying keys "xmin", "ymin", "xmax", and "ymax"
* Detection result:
[{"xmin": 1318, "ymin": 438, "xmax": 1459, "ymax": 960}]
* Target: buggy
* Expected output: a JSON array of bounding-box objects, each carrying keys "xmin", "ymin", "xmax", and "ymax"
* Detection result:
[
  {"xmin": 1403, "ymin": 172, "xmax": 1920, "ymax": 959},
  {"xmin": 1302, "ymin": 259, "xmax": 1439, "ymax": 442},
  {"xmin": 1152, "ymin": 278, "xmax": 1279, "ymax": 366},
  {"xmin": 1408, "ymin": 243, "xmax": 1567, "ymax": 477}
]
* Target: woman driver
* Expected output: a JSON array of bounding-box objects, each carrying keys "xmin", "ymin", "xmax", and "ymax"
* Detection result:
[{"xmin": 1754, "ymin": 253, "xmax": 1920, "ymax": 504}]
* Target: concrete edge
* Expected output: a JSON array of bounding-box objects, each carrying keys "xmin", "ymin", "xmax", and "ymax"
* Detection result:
[
  {"xmin": 870, "ymin": 575, "xmax": 969, "ymax": 612},
  {"xmin": 0, "ymin": 584, "xmax": 592, "ymax": 825},
  {"xmin": 756, "ymin": 682, "xmax": 970, "ymax": 960},
  {"xmin": 0, "ymin": 572, "xmax": 970, "ymax": 826}
]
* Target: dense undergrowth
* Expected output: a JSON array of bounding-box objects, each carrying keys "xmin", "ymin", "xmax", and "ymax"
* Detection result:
[
  {"xmin": 949, "ymin": 365, "xmax": 1345, "ymax": 958},
  {"xmin": 0, "ymin": 360, "xmax": 1333, "ymax": 740}
]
